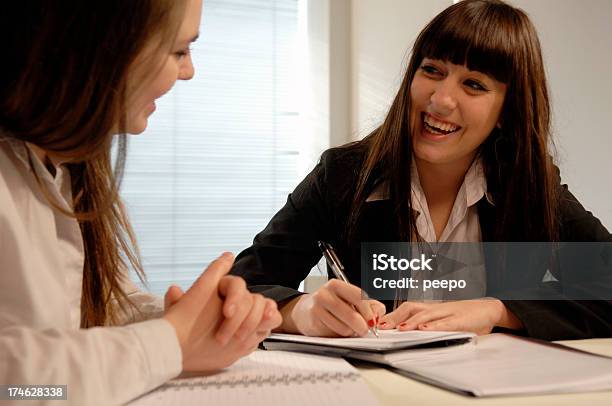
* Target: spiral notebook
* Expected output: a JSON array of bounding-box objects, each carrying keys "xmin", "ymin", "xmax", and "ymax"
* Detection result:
[{"xmin": 128, "ymin": 350, "xmax": 379, "ymax": 405}]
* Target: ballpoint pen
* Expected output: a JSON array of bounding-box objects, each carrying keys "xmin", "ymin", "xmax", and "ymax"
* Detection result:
[{"xmin": 317, "ymin": 240, "xmax": 379, "ymax": 337}]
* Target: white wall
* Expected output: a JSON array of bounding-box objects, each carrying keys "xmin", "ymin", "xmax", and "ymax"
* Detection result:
[
  {"xmin": 350, "ymin": 0, "xmax": 449, "ymax": 138},
  {"xmin": 298, "ymin": 0, "xmax": 351, "ymax": 176},
  {"xmin": 345, "ymin": 0, "xmax": 612, "ymax": 229}
]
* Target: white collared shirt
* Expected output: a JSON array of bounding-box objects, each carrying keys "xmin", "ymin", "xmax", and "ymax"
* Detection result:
[
  {"xmin": 0, "ymin": 132, "xmax": 181, "ymax": 405},
  {"xmin": 367, "ymin": 159, "xmax": 490, "ymax": 300},
  {"xmin": 410, "ymin": 159, "xmax": 489, "ymax": 243},
  {"xmin": 366, "ymin": 159, "xmax": 490, "ymax": 242}
]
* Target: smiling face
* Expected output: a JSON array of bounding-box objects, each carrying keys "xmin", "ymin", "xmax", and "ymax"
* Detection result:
[
  {"xmin": 409, "ymin": 58, "xmax": 507, "ymax": 171},
  {"xmin": 125, "ymin": 0, "xmax": 202, "ymax": 134}
]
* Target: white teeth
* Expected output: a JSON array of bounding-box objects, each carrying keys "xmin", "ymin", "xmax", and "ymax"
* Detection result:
[{"xmin": 424, "ymin": 115, "xmax": 459, "ymax": 132}]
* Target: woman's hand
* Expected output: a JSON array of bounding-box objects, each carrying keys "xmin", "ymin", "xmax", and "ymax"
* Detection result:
[
  {"xmin": 280, "ymin": 279, "xmax": 386, "ymax": 337},
  {"xmin": 378, "ymin": 299, "xmax": 523, "ymax": 335},
  {"xmin": 163, "ymin": 252, "xmax": 282, "ymax": 372},
  {"xmin": 214, "ymin": 275, "xmax": 281, "ymax": 345}
]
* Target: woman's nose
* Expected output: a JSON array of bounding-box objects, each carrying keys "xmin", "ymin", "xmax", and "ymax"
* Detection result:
[
  {"xmin": 429, "ymin": 79, "xmax": 458, "ymax": 114},
  {"xmin": 179, "ymin": 55, "xmax": 195, "ymax": 81}
]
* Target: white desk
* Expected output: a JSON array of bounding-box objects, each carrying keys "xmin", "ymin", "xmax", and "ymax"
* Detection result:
[{"xmin": 355, "ymin": 338, "xmax": 612, "ymax": 405}]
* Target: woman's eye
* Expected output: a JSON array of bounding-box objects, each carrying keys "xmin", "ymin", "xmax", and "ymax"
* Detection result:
[
  {"xmin": 464, "ymin": 79, "xmax": 488, "ymax": 92},
  {"xmin": 174, "ymin": 48, "xmax": 191, "ymax": 59},
  {"xmin": 420, "ymin": 65, "xmax": 441, "ymax": 75}
]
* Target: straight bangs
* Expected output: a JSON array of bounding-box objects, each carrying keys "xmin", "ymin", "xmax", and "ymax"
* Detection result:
[{"xmin": 416, "ymin": 0, "xmax": 525, "ymax": 84}]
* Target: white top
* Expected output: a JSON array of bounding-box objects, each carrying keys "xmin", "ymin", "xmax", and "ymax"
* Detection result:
[{"xmin": 0, "ymin": 132, "xmax": 182, "ymax": 405}]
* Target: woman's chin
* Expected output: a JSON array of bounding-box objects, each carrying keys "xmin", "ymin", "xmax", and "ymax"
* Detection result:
[
  {"xmin": 125, "ymin": 117, "xmax": 149, "ymax": 135},
  {"xmin": 413, "ymin": 143, "xmax": 454, "ymax": 165}
]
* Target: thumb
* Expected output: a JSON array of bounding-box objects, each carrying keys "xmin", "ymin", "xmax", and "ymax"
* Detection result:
[
  {"xmin": 183, "ymin": 252, "xmax": 235, "ymax": 304},
  {"xmin": 164, "ymin": 285, "xmax": 185, "ymax": 311}
]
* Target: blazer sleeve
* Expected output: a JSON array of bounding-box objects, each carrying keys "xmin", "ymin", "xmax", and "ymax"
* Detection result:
[
  {"xmin": 502, "ymin": 185, "xmax": 612, "ymax": 340},
  {"xmin": 230, "ymin": 150, "xmax": 338, "ymax": 305}
]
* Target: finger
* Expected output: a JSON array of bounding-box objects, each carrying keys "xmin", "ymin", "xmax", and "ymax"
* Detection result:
[
  {"xmin": 314, "ymin": 306, "xmax": 356, "ymax": 337},
  {"xmin": 218, "ymin": 275, "xmax": 247, "ymax": 318},
  {"xmin": 240, "ymin": 330, "xmax": 271, "ymax": 354},
  {"xmin": 327, "ymin": 279, "xmax": 363, "ymax": 306},
  {"xmin": 215, "ymin": 292, "xmax": 253, "ymax": 345},
  {"xmin": 164, "ymin": 285, "xmax": 184, "ymax": 311},
  {"xmin": 183, "ymin": 252, "xmax": 234, "ymax": 305},
  {"xmin": 303, "ymin": 318, "xmax": 337, "ymax": 337},
  {"xmin": 399, "ymin": 308, "xmax": 451, "ymax": 331},
  {"xmin": 369, "ymin": 300, "xmax": 387, "ymax": 317},
  {"xmin": 369, "ymin": 300, "xmax": 387, "ymax": 327},
  {"xmin": 256, "ymin": 300, "xmax": 282, "ymax": 331},
  {"xmin": 234, "ymin": 294, "xmax": 266, "ymax": 342},
  {"xmin": 326, "ymin": 280, "xmax": 375, "ymax": 332},
  {"xmin": 417, "ymin": 317, "xmax": 458, "ymax": 332},
  {"xmin": 379, "ymin": 302, "xmax": 428, "ymax": 328},
  {"xmin": 317, "ymin": 289, "xmax": 369, "ymax": 336},
  {"xmin": 258, "ymin": 311, "xmax": 282, "ymax": 333},
  {"xmin": 353, "ymin": 300, "xmax": 376, "ymax": 331},
  {"xmin": 263, "ymin": 299, "xmax": 277, "ymax": 320},
  {"xmin": 420, "ymin": 316, "xmax": 491, "ymax": 335}
]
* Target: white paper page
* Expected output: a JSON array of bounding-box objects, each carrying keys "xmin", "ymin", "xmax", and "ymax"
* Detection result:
[
  {"xmin": 360, "ymin": 338, "xmax": 477, "ymax": 364},
  {"xmin": 269, "ymin": 329, "xmax": 475, "ymax": 351},
  {"xmin": 128, "ymin": 351, "xmax": 380, "ymax": 406},
  {"xmin": 393, "ymin": 334, "xmax": 612, "ymax": 396}
]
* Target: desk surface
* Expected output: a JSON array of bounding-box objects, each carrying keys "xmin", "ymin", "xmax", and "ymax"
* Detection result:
[{"xmin": 355, "ymin": 338, "xmax": 612, "ymax": 406}]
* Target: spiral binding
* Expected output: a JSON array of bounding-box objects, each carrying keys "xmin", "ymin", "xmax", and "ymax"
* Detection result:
[{"xmin": 159, "ymin": 371, "xmax": 359, "ymax": 391}]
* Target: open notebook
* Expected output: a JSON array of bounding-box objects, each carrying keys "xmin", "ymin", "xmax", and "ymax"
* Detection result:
[
  {"xmin": 266, "ymin": 329, "xmax": 475, "ymax": 352},
  {"xmin": 128, "ymin": 350, "xmax": 379, "ymax": 406},
  {"xmin": 264, "ymin": 329, "xmax": 476, "ymax": 366},
  {"xmin": 266, "ymin": 331, "xmax": 612, "ymax": 397},
  {"xmin": 393, "ymin": 334, "xmax": 612, "ymax": 397}
]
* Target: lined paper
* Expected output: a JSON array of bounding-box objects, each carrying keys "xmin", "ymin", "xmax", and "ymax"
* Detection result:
[{"xmin": 128, "ymin": 351, "xmax": 379, "ymax": 405}]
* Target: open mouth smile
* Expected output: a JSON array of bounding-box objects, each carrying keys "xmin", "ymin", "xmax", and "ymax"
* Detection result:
[{"xmin": 422, "ymin": 113, "xmax": 462, "ymax": 136}]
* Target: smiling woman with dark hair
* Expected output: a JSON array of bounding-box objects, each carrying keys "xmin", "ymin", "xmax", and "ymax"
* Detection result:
[{"xmin": 231, "ymin": 0, "xmax": 612, "ymax": 340}]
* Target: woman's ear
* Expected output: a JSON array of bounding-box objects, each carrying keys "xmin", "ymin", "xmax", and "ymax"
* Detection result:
[{"xmin": 496, "ymin": 121, "xmax": 502, "ymax": 129}]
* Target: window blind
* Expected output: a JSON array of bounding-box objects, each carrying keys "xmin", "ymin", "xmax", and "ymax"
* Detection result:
[{"xmin": 121, "ymin": 0, "xmax": 300, "ymax": 295}]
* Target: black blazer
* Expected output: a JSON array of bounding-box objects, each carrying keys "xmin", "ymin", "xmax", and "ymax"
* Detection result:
[{"xmin": 231, "ymin": 145, "xmax": 612, "ymax": 340}]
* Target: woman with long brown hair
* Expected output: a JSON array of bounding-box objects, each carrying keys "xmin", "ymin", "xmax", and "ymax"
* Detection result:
[
  {"xmin": 231, "ymin": 0, "xmax": 612, "ymax": 340},
  {"xmin": 0, "ymin": 1, "xmax": 281, "ymax": 404}
]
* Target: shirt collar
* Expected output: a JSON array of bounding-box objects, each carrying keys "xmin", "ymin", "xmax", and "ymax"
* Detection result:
[
  {"xmin": 365, "ymin": 158, "xmax": 494, "ymax": 207},
  {"xmin": 463, "ymin": 158, "xmax": 493, "ymax": 207},
  {"xmin": 0, "ymin": 128, "xmax": 69, "ymax": 174},
  {"xmin": 411, "ymin": 158, "xmax": 492, "ymax": 211},
  {"xmin": 0, "ymin": 132, "xmax": 33, "ymax": 171}
]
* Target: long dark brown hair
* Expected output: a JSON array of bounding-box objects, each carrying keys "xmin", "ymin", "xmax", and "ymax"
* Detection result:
[
  {"xmin": 0, "ymin": 0, "xmax": 187, "ymax": 327},
  {"xmin": 346, "ymin": 0, "xmax": 558, "ymax": 244}
]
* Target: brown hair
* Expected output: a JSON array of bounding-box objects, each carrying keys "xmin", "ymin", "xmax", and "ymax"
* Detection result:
[
  {"xmin": 346, "ymin": 0, "xmax": 558, "ymax": 244},
  {"xmin": 0, "ymin": 0, "xmax": 188, "ymax": 326}
]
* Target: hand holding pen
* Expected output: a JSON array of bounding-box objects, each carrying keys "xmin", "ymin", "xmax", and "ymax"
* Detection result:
[
  {"xmin": 318, "ymin": 241, "xmax": 382, "ymax": 337},
  {"xmin": 281, "ymin": 241, "xmax": 386, "ymax": 338}
]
